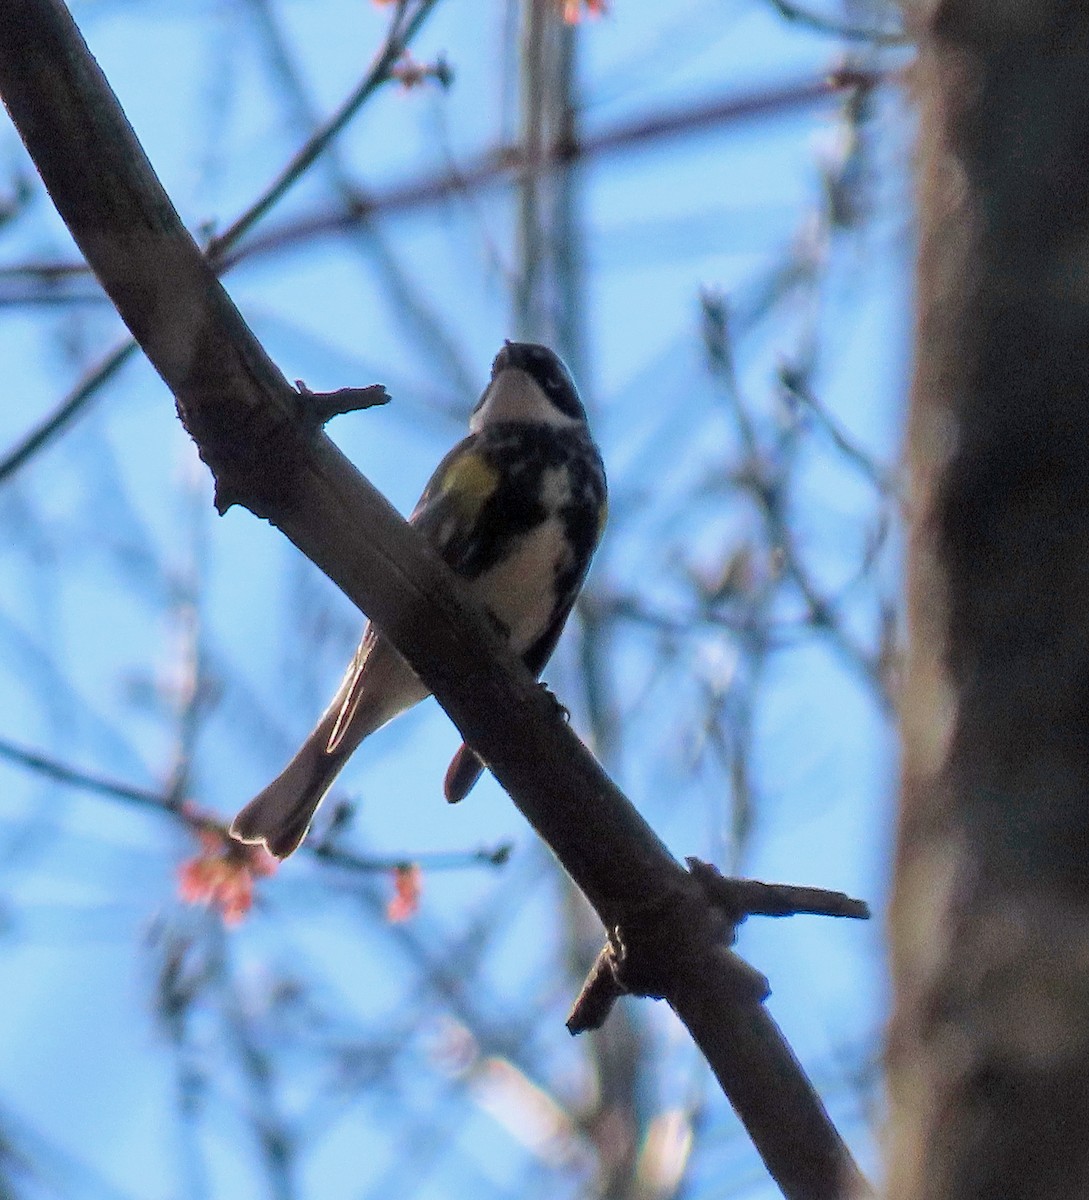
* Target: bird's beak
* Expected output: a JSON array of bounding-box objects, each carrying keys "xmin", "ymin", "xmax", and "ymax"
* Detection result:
[{"xmin": 491, "ymin": 341, "xmax": 516, "ymax": 378}]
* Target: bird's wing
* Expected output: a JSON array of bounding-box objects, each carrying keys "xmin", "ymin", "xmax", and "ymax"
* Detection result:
[
  {"xmin": 408, "ymin": 433, "xmax": 507, "ymax": 575},
  {"xmin": 325, "ymin": 434, "xmax": 485, "ymax": 755},
  {"xmin": 324, "ymin": 623, "xmax": 382, "ymax": 754}
]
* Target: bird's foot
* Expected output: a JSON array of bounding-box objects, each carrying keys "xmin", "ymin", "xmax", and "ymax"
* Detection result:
[{"xmin": 538, "ymin": 681, "xmax": 570, "ymax": 723}]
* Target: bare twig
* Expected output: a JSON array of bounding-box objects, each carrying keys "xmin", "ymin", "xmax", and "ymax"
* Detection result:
[
  {"xmin": 566, "ymin": 944, "xmax": 625, "ymax": 1035},
  {"xmin": 569, "ymin": 860, "xmax": 869, "ymax": 1034},
  {"xmin": 230, "ymin": 68, "xmax": 891, "ymax": 262},
  {"xmin": 0, "ymin": 69, "xmax": 891, "ymax": 308},
  {"xmin": 242, "ymin": 0, "xmax": 478, "ymax": 399},
  {"xmin": 206, "ymin": 0, "xmax": 444, "ymax": 255},
  {"xmin": 779, "ymin": 364, "xmax": 896, "ymax": 494},
  {"xmin": 767, "ymin": 0, "xmax": 908, "ymax": 45},
  {"xmin": 0, "ymin": 0, "xmax": 442, "ymax": 488},
  {"xmin": 0, "ymin": 337, "xmax": 137, "ymax": 485},
  {"xmin": 312, "ymin": 841, "xmax": 513, "ymax": 874},
  {"xmin": 0, "ymin": 732, "xmax": 510, "ymax": 874},
  {"xmin": 295, "ymin": 380, "xmax": 391, "ymax": 429},
  {"xmin": 687, "ymin": 859, "xmax": 871, "ymax": 921},
  {"xmin": 0, "ymin": 733, "xmax": 163, "ymax": 809}
]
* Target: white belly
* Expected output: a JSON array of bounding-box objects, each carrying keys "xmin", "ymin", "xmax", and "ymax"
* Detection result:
[{"xmin": 466, "ymin": 515, "xmax": 571, "ymax": 653}]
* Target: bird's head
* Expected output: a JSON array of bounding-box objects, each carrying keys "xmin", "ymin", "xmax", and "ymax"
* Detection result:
[{"xmin": 470, "ymin": 341, "xmax": 588, "ymax": 432}]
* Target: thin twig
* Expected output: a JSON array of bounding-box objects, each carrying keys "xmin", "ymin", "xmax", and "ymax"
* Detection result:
[
  {"xmin": 0, "ymin": 733, "xmax": 511, "ymax": 874},
  {"xmin": 313, "ymin": 842, "xmax": 513, "ymax": 874},
  {"xmin": 566, "ymin": 945, "xmax": 623, "ymax": 1034},
  {"xmin": 295, "ymin": 380, "xmax": 391, "ymax": 429},
  {"xmin": 569, "ymin": 860, "xmax": 870, "ymax": 1034},
  {"xmin": 0, "ymin": 337, "xmax": 137, "ymax": 485},
  {"xmin": 0, "ymin": 69, "xmax": 890, "ymax": 306},
  {"xmin": 0, "ymin": 733, "xmax": 164, "ymax": 809},
  {"xmin": 687, "ymin": 859, "xmax": 871, "ymax": 920},
  {"xmin": 0, "ymin": 0, "xmax": 442, "ymax": 488},
  {"xmin": 780, "ymin": 364, "xmax": 897, "ymax": 493},
  {"xmin": 242, "ymin": 0, "xmax": 478, "ymax": 399},
  {"xmin": 206, "ymin": 0, "xmax": 443, "ymax": 256},
  {"xmin": 767, "ymin": 0, "xmax": 909, "ymax": 45}
]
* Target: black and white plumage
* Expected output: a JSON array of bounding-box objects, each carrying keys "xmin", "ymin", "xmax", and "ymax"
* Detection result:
[{"xmin": 230, "ymin": 342, "xmax": 607, "ymax": 859}]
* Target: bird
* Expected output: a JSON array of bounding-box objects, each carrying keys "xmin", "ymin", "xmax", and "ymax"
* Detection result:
[{"xmin": 230, "ymin": 341, "xmax": 607, "ymax": 859}]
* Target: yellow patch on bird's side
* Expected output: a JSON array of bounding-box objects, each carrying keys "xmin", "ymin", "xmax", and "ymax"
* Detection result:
[
  {"xmin": 443, "ymin": 453, "xmax": 500, "ymax": 518},
  {"xmin": 597, "ymin": 498, "xmax": 609, "ymax": 541}
]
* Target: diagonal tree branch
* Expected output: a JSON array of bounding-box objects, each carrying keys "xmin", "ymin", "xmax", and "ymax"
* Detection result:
[{"xmin": 0, "ymin": 4, "xmax": 868, "ymax": 1197}]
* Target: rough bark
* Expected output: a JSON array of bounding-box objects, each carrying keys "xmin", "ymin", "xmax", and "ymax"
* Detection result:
[{"xmin": 892, "ymin": 4, "xmax": 1089, "ymax": 1198}]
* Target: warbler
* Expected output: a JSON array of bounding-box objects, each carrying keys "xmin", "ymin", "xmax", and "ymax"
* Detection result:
[{"xmin": 230, "ymin": 341, "xmax": 607, "ymax": 859}]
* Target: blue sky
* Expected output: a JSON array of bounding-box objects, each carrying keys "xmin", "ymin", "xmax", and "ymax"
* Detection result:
[{"xmin": 0, "ymin": 2, "xmax": 908, "ymax": 1196}]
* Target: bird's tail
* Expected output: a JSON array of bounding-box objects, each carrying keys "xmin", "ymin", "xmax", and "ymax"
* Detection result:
[
  {"xmin": 230, "ymin": 710, "xmax": 351, "ymax": 859},
  {"xmin": 230, "ymin": 636, "xmax": 428, "ymax": 859}
]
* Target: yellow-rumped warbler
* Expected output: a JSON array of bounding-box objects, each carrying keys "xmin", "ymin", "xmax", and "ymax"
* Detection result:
[{"xmin": 230, "ymin": 342, "xmax": 607, "ymax": 858}]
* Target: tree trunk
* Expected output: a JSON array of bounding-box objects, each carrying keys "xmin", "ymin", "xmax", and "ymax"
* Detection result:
[{"xmin": 892, "ymin": 4, "xmax": 1089, "ymax": 1198}]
